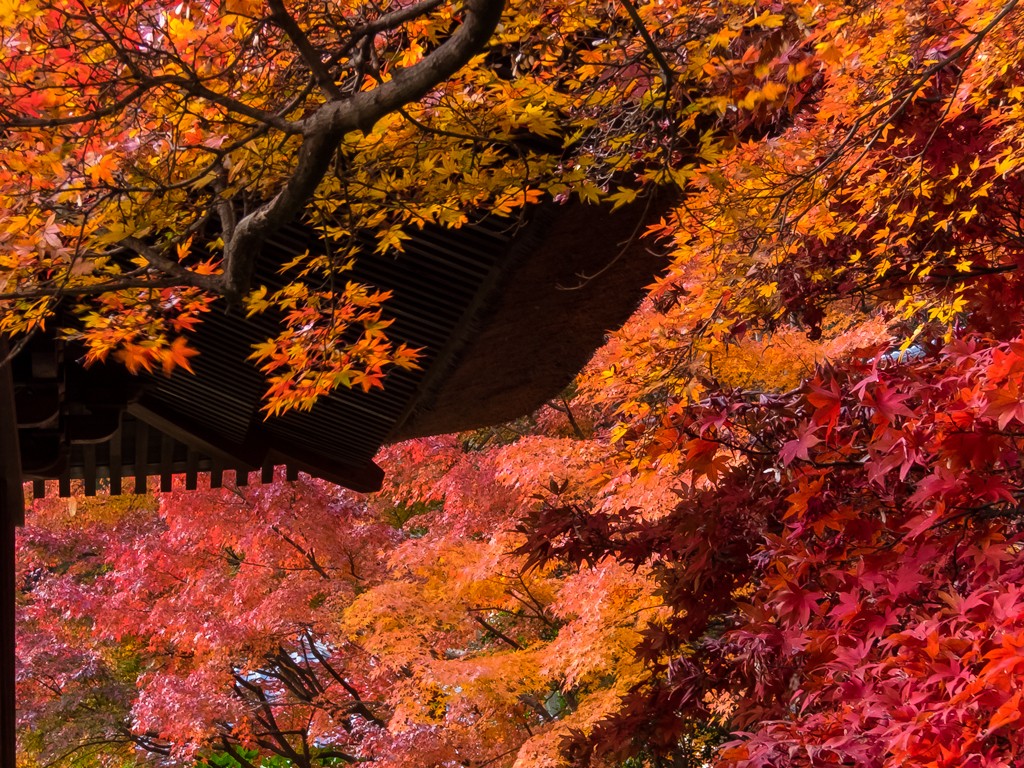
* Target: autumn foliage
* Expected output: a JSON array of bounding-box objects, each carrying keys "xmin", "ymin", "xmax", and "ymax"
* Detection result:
[
  {"xmin": 16, "ymin": 446, "xmax": 668, "ymax": 767},
  {"xmin": 14, "ymin": 0, "xmax": 1024, "ymax": 765}
]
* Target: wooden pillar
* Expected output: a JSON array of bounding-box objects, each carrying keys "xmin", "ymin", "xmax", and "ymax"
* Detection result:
[
  {"xmin": 0, "ymin": 500, "xmax": 13, "ymax": 768},
  {"xmin": 0, "ymin": 337, "xmax": 24, "ymax": 768}
]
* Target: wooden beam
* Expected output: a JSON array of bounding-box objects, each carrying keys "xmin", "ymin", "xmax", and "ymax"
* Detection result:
[
  {"xmin": 83, "ymin": 444, "xmax": 96, "ymax": 497},
  {"xmin": 1, "ymin": 345, "xmax": 24, "ymax": 527},
  {"xmin": 1, "ymin": 337, "xmax": 25, "ymax": 768},
  {"xmin": 159, "ymin": 432, "xmax": 173, "ymax": 492},
  {"xmin": 185, "ymin": 447, "xmax": 198, "ymax": 491},
  {"xmin": 109, "ymin": 424, "xmax": 122, "ymax": 496},
  {"xmin": 0, "ymin": 503, "xmax": 14, "ymax": 768},
  {"xmin": 265, "ymin": 442, "xmax": 384, "ymax": 494},
  {"xmin": 134, "ymin": 419, "xmax": 148, "ymax": 495},
  {"xmin": 127, "ymin": 399, "xmax": 263, "ymax": 469}
]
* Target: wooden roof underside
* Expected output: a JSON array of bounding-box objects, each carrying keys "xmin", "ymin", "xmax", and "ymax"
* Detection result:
[{"xmin": 13, "ymin": 198, "xmax": 667, "ymax": 497}]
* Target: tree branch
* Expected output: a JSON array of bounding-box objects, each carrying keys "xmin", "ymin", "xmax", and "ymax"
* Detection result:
[
  {"xmin": 220, "ymin": 739, "xmax": 260, "ymax": 768},
  {"xmin": 302, "ymin": 631, "xmax": 387, "ymax": 726},
  {"xmin": 619, "ymin": 0, "xmax": 674, "ymax": 91},
  {"xmin": 0, "ymin": 277, "xmax": 186, "ymax": 300},
  {"xmin": 518, "ymin": 693, "xmax": 553, "ymax": 722},
  {"xmin": 315, "ymin": 751, "xmax": 359, "ymax": 763},
  {"xmin": 162, "ymin": 76, "xmax": 305, "ymax": 134},
  {"xmin": 120, "ymin": 237, "xmax": 225, "ymax": 293},
  {"xmin": 471, "ymin": 613, "xmax": 524, "ymax": 650},
  {"xmin": 267, "ymin": 0, "xmax": 344, "ymax": 100},
  {"xmin": 358, "ymin": 0, "xmax": 447, "ymax": 36},
  {"xmin": 0, "ymin": 81, "xmax": 160, "ymax": 128},
  {"xmin": 220, "ymin": 0, "xmax": 506, "ymax": 304},
  {"xmin": 548, "ymin": 396, "xmax": 586, "ymax": 439},
  {"xmin": 271, "ymin": 524, "xmax": 331, "ymax": 579}
]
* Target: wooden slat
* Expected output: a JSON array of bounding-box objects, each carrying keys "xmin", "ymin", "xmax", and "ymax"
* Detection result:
[
  {"xmin": 185, "ymin": 448, "xmax": 198, "ymax": 491},
  {"xmin": 134, "ymin": 419, "xmax": 149, "ymax": 495},
  {"xmin": 160, "ymin": 432, "xmax": 173, "ymax": 492},
  {"xmin": 58, "ymin": 467, "xmax": 70, "ymax": 498},
  {"xmin": 261, "ymin": 461, "xmax": 273, "ymax": 485},
  {"xmin": 32, "ymin": 480, "xmax": 45, "ymax": 500},
  {"xmin": 286, "ymin": 464, "xmax": 298, "ymax": 482},
  {"xmin": 128, "ymin": 400, "xmax": 261, "ymax": 468},
  {"xmin": 83, "ymin": 443, "xmax": 96, "ymax": 496},
  {"xmin": 211, "ymin": 457, "xmax": 223, "ymax": 489},
  {"xmin": 235, "ymin": 467, "xmax": 249, "ymax": 487},
  {"xmin": 109, "ymin": 425, "xmax": 122, "ymax": 496}
]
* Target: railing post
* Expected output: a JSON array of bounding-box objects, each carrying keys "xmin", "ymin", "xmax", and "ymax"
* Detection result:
[{"xmin": 0, "ymin": 336, "xmax": 24, "ymax": 768}]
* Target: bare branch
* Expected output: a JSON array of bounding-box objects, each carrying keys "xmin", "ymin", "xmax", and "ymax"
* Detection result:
[
  {"xmin": 619, "ymin": 0, "xmax": 674, "ymax": 90},
  {"xmin": 220, "ymin": 738, "xmax": 261, "ymax": 768},
  {"xmin": 161, "ymin": 76, "xmax": 305, "ymax": 134},
  {"xmin": 2, "ymin": 73, "xmax": 302, "ymax": 134},
  {"xmin": 271, "ymin": 524, "xmax": 331, "ymax": 579},
  {"xmin": 396, "ymin": 104, "xmax": 515, "ymax": 146},
  {"xmin": 359, "ymin": 0, "xmax": 447, "ymax": 36},
  {"xmin": 0, "ymin": 81, "xmax": 160, "ymax": 128},
  {"xmin": 518, "ymin": 693, "xmax": 553, "ymax": 722}
]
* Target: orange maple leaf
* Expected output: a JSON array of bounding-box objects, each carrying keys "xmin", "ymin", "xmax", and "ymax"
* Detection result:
[{"xmin": 161, "ymin": 336, "xmax": 199, "ymax": 376}]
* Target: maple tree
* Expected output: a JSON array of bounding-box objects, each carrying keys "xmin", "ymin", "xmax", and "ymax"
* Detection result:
[
  {"xmin": 513, "ymin": 0, "xmax": 1024, "ymax": 763},
  {"xmin": 0, "ymin": 0, "xmax": 510, "ymax": 408},
  {"xmin": 16, "ymin": 446, "xmax": 673, "ymax": 768},
  {"xmin": 0, "ymin": 0, "xmax": 797, "ymax": 412},
  {"xmin": 18, "ymin": 479, "xmax": 403, "ymax": 766},
  {"xmin": 15, "ymin": 0, "xmax": 1024, "ymax": 764}
]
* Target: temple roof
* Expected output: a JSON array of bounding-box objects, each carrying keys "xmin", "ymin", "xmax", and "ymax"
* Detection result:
[{"xmin": 11, "ymin": 198, "xmax": 666, "ymax": 499}]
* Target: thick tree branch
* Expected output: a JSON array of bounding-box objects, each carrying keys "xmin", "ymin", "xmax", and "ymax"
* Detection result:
[
  {"xmin": 313, "ymin": 0, "xmax": 504, "ymax": 136},
  {"xmin": 220, "ymin": 0, "xmax": 506, "ymax": 304}
]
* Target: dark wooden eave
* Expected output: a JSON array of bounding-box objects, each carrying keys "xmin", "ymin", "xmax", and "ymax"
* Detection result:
[
  {"xmin": 12, "ymin": 198, "xmax": 667, "ymax": 500},
  {"xmin": 391, "ymin": 198, "xmax": 668, "ymax": 439}
]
